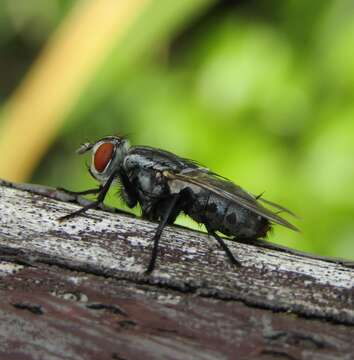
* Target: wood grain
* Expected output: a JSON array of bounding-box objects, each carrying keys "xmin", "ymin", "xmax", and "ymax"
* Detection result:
[{"xmin": 0, "ymin": 180, "xmax": 353, "ymax": 360}]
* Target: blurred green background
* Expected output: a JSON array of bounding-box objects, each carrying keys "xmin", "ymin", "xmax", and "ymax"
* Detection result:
[{"xmin": 1, "ymin": 0, "xmax": 354, "ymax": 259}]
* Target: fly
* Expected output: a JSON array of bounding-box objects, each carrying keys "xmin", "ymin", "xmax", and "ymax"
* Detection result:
[{"xmin": 59, "ymin": 136, "xmax": 299, "ymax": 273}]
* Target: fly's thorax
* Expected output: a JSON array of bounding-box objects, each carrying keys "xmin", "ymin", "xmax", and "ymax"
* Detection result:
[{"xmin": 77, "ymin": 136, "xmax": 130, "ymax": 183}]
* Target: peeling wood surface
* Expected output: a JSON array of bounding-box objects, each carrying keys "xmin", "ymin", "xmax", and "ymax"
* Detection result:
[{"xmin": 0, "ymin": 180, "xmax": 354, "ymax": 360}]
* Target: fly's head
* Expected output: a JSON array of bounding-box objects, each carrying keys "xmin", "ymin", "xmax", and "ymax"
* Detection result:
[{"xmin": 76, "ymin": 136, "xmax": 130, "ymax": 182}]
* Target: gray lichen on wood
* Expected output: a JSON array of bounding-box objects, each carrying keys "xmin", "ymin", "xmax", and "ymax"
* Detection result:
[{"xmin": 1, "ymin": 180, "xmax": 354, "ymax": 359}]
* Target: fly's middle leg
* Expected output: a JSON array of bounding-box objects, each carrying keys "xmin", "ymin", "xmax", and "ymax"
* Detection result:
[{"xmin": 145, "ymin": 194, "xmax": 180, "ymax": 274}]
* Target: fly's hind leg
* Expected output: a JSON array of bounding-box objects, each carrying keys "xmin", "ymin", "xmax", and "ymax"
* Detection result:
[{"xmin": 206, "ymin": 226, "xmax": 241, "ymax": 267}]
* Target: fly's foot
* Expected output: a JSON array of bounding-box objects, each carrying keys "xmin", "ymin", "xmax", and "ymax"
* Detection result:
[
  {"xmin": 144, "ymin": 267, "xmax": 154, "ymax": 275},
  {"xmin": 208, "ymin": 229, "xmax": 242, "ymax": 268},
  {"xmin": 228, "ymin": 254, "xmax": 242, "ymax": 267},
  {"xmin": 58, "ymin": 201, "xmax": 100, "ymax": 222},
  {"xmin": 145, "ymin": 259, "xmax": 156, "ymax": 275},
  {"xmin": 58, "ymin": 211, "xmax": 80, "ymax": 223}
]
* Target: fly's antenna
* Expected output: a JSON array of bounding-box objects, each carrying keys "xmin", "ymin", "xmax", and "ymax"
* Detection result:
[{"xmin": 76, "ymin": 142, "xmax": 93, "ymax": 155}]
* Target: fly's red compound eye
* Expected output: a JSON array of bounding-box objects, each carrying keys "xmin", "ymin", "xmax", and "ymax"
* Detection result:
[{"xmin": 94, "ymin": 143, "xmax": 114, "ymax": 172}]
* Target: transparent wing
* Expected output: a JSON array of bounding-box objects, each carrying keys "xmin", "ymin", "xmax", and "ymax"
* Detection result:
[
  {"xmin": 256, "ymin": 196, "xmax": 299, "ymax": 218},
  {"xmin": 164, "ymin": 170, "xmax": 299, "ymax": 232}
]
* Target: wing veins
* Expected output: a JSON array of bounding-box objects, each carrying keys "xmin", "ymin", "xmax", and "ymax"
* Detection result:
[{"xmin": 256, "ymin": 197, "xmax": 299, "ymax": 218}]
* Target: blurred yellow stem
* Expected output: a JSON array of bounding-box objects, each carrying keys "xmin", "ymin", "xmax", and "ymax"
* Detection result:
[{"xmin": 0, "ymin": 0, "xmax": 149, "ymax": 181}]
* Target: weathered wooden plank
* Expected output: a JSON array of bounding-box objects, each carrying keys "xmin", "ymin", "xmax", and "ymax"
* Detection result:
[
  {"xmin": 1, "ymin": 261, "xmax": 354, "ymax": 360},
  {"xmin": 0, "ymin": 180, "xmax": 354, "ymax": 359}
]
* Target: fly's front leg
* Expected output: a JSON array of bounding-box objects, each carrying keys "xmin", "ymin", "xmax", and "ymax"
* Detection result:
[
  {"xmin": 118, "ymin": 171, "xmax": 138, "ymax": 208},
  {"xmin": 56, "ymin": 186, "xmax": 102, "ymax": 196},
  {"xmin": 146, "ymin": 194, "xmax": 180, "ymax": 274},
  {"xmin": 58, "ymin": 172, "xmax": 116, "ymax": 222},
  {"xmin": 206, "ymin": 226, "xmax": 241, "ymax": 267}
]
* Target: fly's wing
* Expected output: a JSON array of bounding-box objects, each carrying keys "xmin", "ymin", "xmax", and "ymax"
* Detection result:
[
  {"xmin": 256, "ymin": 196, "xmax": 298, "ymax": 218},
  {"xmin": 164, "ymin": 170, "xmax": 299, "ymax": 232}
]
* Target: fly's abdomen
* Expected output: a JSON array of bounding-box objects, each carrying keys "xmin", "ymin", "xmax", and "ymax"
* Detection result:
[{"xmin": 186, "ymin": 190, "xmax": 270, "ymax": 239}]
